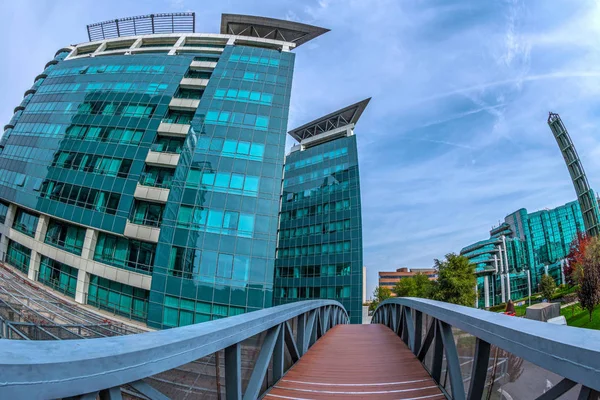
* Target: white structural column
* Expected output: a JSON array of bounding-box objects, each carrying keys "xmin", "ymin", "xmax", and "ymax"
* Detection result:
[
  {"xmin": 81, "ymin": 228, "xmax": 98, "ymax": 260},
  {"xmin": 497, "ymin": 245, "xmax": 506, "ymax": 303},
  {"xmin": 497, "ymin": 246, "xmax": 504, "ymax": 274},
  {"xmin": 168, "ymin": 36, "xmax": 186, "ymax": 55},
  {"xmin": 526, "ymin": 270, "xmax": 532, "ymax": 304},
  {"xmin": 475, "ymin": 283, "xmax": 478, "ymax": 308},
  {"xmin": 493, "ymin": 254, "xmax": 499, "ymax": 274},
  {"xmin": 0, "ymin": 204, "xmax": 18, "ymax": 257},
  {"xmin": 76, "ymin": 228, "xmax": 98, "ymax": 305},
  {"xmin": 484, "ymin": 275, "xmax": 490, "ymax": 308},
  {"xmin": 561, "ymin": 259, "xmax": 566, "ymax": 285},
  {"xmin": 502, "ymin": 236, "xmax": 509, "ymax": 273},
  {"xmin": 27, "ymin": 215, "xmax": 50, "ymax": 281},
  {"xmin": 502, "ymin": 236, "xmax": 511, "ymax": 302},
  {"xmin": 75, "ymin": 268, "xmax": 90, "ymax": 305}
]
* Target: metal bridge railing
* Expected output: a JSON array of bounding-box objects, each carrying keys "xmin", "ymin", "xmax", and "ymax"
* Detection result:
[
  {"xmin": 0, "ymin": 300, "xmax": 348, "ymax": 399},
  {"xmin": 372, "ymin": 298, "xmax": 600, "ymax": 400}
]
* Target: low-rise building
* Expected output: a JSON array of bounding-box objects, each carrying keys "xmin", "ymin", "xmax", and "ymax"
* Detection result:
[{"xmin": 378, "ymin": 267, "xmax": 437, "ymax": 294}]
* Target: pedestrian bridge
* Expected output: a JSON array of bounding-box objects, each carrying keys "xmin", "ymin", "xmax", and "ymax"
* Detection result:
[{"xmin": 1, "ymin": 298, "xmax": 599, "ymax": 400}]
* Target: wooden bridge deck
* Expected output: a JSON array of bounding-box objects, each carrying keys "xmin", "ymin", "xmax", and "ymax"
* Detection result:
[{"xmin": 264, "ymin": 324, "xmax": 444, "ymax": 400}]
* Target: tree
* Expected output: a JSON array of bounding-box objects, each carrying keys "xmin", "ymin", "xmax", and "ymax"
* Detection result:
[
  {"xmin": 565, "ymin": 232, "xmax": 590, "ymax": 286},
  {"xmin": 369, "ymin": 286, "xmax": 392, "ymax": 312},
  {"xmin": 432, "ymin": 253, "xmax": 477, "ymax": 306},
  {"xmin": 539, "ymin": 274, "xmax": 556, "ymax": 301},
  {"xmin": 393, "ymin": 272, "xmax": 433, "ymax": 299},
  {"xmin": 578, "ymin": 237, "xmax": 600, "ymax": 321}
]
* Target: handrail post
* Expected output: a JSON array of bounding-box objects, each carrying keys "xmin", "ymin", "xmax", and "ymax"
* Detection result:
[
  {"xmin": 225, "ymin": 343, "xmax": 242, "ymax": 400},
  {"xmin": 467, "ymin": 338, "xmax": 490, "ymax": 400},
  {"xmin": 413, "ymin": 310, "xmax": 422, "ymax": 356},
  {"xmin": 438, "ymin": 320, "xmax": 466, "ymax": 400},
  {"xmin": 297, "ymin": 313, "xmax": 307, "ymax": 356},
  {"xmin": 273, "ymin": 323, "xmax": 285, "ymax": 382},
  {"xmin": 404, "ymin": 307, "xmax": 415, "ymax": 352},
  {"xmin": 431, "ymin": 320, "xmax": 443, "ymax": 383}
]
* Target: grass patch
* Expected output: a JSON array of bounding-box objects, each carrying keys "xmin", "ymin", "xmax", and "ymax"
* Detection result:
[{"xmin": 560, "ymin": 304, "xmax": 600, "ymax": 330}]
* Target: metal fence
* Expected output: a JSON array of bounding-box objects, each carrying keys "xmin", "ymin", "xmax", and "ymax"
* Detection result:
[
  {"xmin": 372, "ymin": 297, "xmax": 600, "ymax": 400},
  {"xmin": 0, "ymin": 300, "xmax": 347, "ymax": 399}
]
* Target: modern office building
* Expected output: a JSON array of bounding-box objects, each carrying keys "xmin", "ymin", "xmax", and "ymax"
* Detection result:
[
  {"xmin": 273, "ymin": 99, "xmax": 368, "ymax": 324},
  {"xmin": 0, "ymin": 12, "xmax": 330, "ymax": 328},
  {"xmin": 378, "ymin": 267, "xmax": 437, "ymax": 294},
  {"xmin": 461, "ymin": 200, "xmax": 585, "ymax": 308}
]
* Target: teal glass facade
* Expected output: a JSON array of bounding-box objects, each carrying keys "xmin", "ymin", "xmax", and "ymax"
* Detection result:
[
  {"xmin": 148, "ymin": 45, "xmax": 295, "ymax": 328},
  {"xmin": 461, "ymin": 200, "xmax": 585, "ymax": 307},
  {"xmin": 0, "ymin": 20, "xmax": 308, "ymax": 329},
  {"xmin": 274, "ymin": 135, "xmax": 364, "ymax": 324}
]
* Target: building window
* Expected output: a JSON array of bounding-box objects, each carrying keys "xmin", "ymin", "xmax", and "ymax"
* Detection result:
[
  {"xmin": 87, "ymin": 275, "xmax": 148, "ymax": 322},
  {"xmin": 38, "ymin": 256, "xmax": 78, "ymax": 298},
  {"xmin": 185, "ymin": 169, "xmax": 259, "ymax": 196},
  {"xmin": 40, "ymin": 180, "xmax": 120, "ymax": 215},
  {"xmin": 6, "ymin": 240, "xmax": 31, "ymax": 274},
  {"xmin": 177, "ymin": 206, "xmax": 255, "ymax": 237},
  {"xmin": 140, "ymin": 166, "xmax": 174, "ymax": 188},
  {"xmin": 161, "ymin": 295, "xmax": 245, "ymax": 327},
  {"xmin": 44, "ymin": 219, "xmax": 86, "ymax": 255},
  {"xmin": 185, "ymin": 69, "xmax": 212, "ymax": 79},
  {"xmin": 52, "ymin": 151, "xmax": 132, "ymax": 178},
  {"xmin": 174, "ymin": 88, "xmax": 204, "ymax": 99},
  {"xmin": 94, "ymin": 233, "xmax": 155, "ymax": 274},
  {"xmin": 163, "ymin": 111, "xmax": 194, "ymax": 124},
  {"xmin": 130, "ymin": 201, "xmax": 164, "ymax": 227},
  {"xmin": 151, "ymin": 136, "xmax": 185, "ymax": 153},
  {"xmin": 65, "ymin": 125, "xmax": 143, "ymax": 145},
  {"xmin": 12, "ymin": 208, "xmax": 39, "ymax": 237},
  {"xmin": 0, "ymin": 201, "xmax": 9, "ymax": 224}
]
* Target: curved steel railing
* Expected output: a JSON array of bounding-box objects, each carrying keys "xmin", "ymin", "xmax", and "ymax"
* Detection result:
[
  {"xmin": 372, "ymin": 298, "xmax": 600, "ymax": 400},
  {"xmin": 0, "ymin": 300, "xmax": 348, "ymax": 399}
]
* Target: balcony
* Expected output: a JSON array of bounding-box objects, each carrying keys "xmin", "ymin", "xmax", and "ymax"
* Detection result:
[
  {"xmin": 145, "ymin": 150, "xmax": 180, "ymax": 167},
  {"xmin": 168, "ymin": 98, "xmax": 200, "ymax": 113},
  {"xmin": 179, "ymin": 78, "xmax": 209, "ymax": 90},
  {"xmin": 157, "ymin": 121, "xmax": 191, "ymax": 137},
  {"xmin": 134, "ymin": 183, "xmax": 170, "ymax": 204},
  {"xmin": 124, "ymin": 220, "xmax": 160, "ymax": 243},
  {"xmin": 190, "ymin": 60, "xmax": 218, "ymax": 70}
]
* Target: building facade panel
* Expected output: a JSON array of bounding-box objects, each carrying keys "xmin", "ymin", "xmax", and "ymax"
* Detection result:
[
  {"xmin": 147, "ymin": 44, "xmax": 295, "ymax": 328},
  {"xmin": 0, "ymin": 13, "xmax": 328, "ymax": 328}
]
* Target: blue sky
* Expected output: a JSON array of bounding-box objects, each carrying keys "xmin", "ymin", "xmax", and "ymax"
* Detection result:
[{"xmin": 2, "ymin": 0, "xmax": 600, "ymax": 298}]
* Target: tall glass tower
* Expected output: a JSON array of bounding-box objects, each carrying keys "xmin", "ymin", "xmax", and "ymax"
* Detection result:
[
  {"xmin": 274, "ymin": 99, "xmax": 368, "ymax": 324},
  {"xmin": 0, "ymin": 12, "xmax": 329, "ymax": 328}
]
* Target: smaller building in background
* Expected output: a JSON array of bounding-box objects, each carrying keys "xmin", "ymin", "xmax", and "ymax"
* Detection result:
[
  {"xmin": 461, "ymin": 199, "xmax": 587, "ymax": 308},
  {"xmin": 378, "ymin": 267, "xmax": 437, "ymax": 295}
]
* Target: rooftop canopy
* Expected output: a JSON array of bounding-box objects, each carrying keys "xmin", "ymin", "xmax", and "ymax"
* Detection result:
[
  {"xmin": 288, "ymin": 98, "xmax": 371, "ymax": 142},
  {"xmin": 220, "ymin": 14, "xmax": 329, "ymax": 47},
  {"xmin": 86, "ymin": 12, "xmax": 195, "ymax": 42}
]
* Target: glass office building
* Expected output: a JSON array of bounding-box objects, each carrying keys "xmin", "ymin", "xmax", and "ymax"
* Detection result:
[
  {"xmin": 274, "ymin": 100, "xmax": 368, "ymax": 324},
  {"xmin": 0, "ymin": 13, "xmax": 329, "ymax": 328},
  {"xmin": 461, "ymin": 200, "xmax": 585, "ymax": 308}
]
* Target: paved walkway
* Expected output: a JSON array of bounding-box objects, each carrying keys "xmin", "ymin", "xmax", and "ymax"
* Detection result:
[{"xmin": 264, "ymin": 324, "xmax": 444, "ymax": 400}]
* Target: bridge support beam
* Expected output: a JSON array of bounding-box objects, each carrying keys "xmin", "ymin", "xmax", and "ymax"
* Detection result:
[
  {"xmin": 467, "ymin": 338, "xmax": 490, "ymax": 400},
  {"xmin": 297, "ymin": 313, "xmax": 306, "ymax": 356},
  {"xmin": 225, "ymin": 343, "xmax": 242, "ymax": 400}
]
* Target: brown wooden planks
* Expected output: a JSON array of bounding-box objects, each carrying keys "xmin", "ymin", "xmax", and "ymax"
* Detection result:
[{"xmin": 264, "ymin": 324, "xmax": 444, "ymax": 400}]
